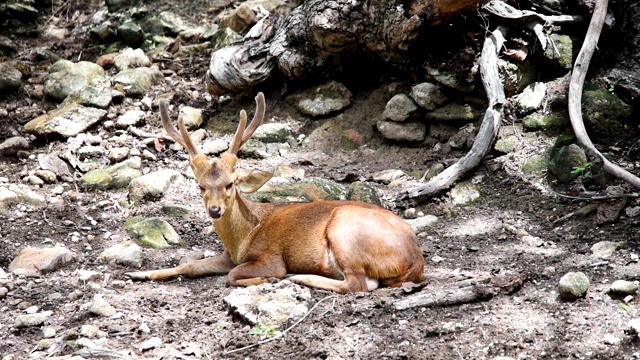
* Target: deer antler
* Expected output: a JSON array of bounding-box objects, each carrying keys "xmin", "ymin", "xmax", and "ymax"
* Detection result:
[
  {"xmin": 228, "ymin": 92, "xmax": 266, "ymax": 155},
  {"xmin": 159, "ymin": 100, "xmax": 202, "ymax": 159}
]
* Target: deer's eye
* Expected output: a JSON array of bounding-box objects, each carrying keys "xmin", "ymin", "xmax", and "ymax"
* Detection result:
[
  {"xmin": 198, "ymin": 185, "xmax": 206, "ymax": 192},
  {"xmin": 225, "ymin": 182, "xmax": 233, "ymax": 191}
]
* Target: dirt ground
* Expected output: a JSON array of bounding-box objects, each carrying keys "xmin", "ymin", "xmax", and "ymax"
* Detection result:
[{"xmin": 1, "ymin": 1, "xmax": 640, "ymax": 359}]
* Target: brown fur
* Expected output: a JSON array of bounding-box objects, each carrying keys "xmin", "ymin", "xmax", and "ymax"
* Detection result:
[{"xmin": 126, "ymin": 93, "xmax": 425, "ymax": 293}]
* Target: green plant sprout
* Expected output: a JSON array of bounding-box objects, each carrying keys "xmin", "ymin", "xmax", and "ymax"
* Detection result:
[
  {"xmin": 249, "ymin": 324, "xmax": 281, "ymax": 336},
  {"xmin": 571, "ymin": 162, "xmax": 592, "ymax": 176}
]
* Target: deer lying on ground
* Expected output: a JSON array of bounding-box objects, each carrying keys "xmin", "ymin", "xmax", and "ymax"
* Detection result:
[{"xmin": 125, "ymin": 92, "xmax": 424, "ymax": 293}]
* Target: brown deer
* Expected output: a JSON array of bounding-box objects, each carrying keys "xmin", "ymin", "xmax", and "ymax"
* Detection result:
[{"xmin": 125, "ymin": 93, "xmax": 424, "ymax": 293}]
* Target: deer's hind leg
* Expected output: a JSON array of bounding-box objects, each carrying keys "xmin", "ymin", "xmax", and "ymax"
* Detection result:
[
  {"xmin": 126, "ymin": 251, "xmax": 235, "ymax": 281},
  {"xmin": 288, "ymin": 270, "xmax": 374, "ymax": 294}
]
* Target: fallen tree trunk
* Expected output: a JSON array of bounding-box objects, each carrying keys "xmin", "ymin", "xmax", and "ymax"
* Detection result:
[
  {"xmin": 407, "ymin": 26, "xmax": 506, "ymax": 202},
  {"xmin": 204, "ymin": 0, "xmax": 484, "ymax": 95}
]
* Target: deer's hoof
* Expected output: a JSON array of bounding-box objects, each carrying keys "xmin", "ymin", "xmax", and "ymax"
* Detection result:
[{"xmin": 125, "ymin": 272, "xmax": 151, "ymax": 281}]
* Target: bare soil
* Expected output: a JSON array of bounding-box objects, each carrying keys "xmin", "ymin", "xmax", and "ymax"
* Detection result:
[{"xmin": 1, "ymin": 1, "xmax": 640, "ymax": 359}]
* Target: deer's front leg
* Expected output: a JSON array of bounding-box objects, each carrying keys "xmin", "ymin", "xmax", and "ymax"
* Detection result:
[
  {"xmin": 226, "ymin": 257, "xmax": 287, "ymax": 286},
  {"xmin": 126, "ymin": 251, "xmax": 236, "ymax": 281}
]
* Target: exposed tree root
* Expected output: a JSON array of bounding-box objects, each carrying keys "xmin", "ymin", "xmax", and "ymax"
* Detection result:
[
  {"xmin": 408, "ymin": 26, "xmax": 507, "ymax": 203},
  {"xmin": 568, "ymin": 0, "xmax": 640, "ymax": 189}
]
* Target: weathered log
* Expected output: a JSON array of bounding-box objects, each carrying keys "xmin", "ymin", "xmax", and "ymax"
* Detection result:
[
  {"xmin": 393, "ymin": 271, "xmax": 527, "ymax": 310},
  {"xmin": 407, "ymin": 26, "xmax": 506, "ymax": 202},
  {"xmin": 204, "ymin": 0, "xmax": 484, "ymax": 95}
]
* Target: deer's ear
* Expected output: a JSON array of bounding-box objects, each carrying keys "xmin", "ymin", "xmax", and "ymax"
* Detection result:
[{"xmin": 236, "ymin": 169, "xmax": 272, "ymax": 193}]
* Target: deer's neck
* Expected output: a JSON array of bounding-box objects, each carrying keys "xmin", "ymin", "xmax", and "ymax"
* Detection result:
[{"xmin": 213, "ymin": 194, "xmax": 266, "ymax": 264}]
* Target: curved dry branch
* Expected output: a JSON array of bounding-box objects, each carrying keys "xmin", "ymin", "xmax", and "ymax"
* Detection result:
[
  {"xmin": 567, "ymin": 0, "xmax": 640, "ymax": 189},
  {"xmin": 407, "ymin": 27, "xmax": 507, "ymax": 203}
]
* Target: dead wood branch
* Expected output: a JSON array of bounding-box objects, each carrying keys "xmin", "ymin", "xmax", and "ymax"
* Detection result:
[
  {"xmin": 408, "ymin": 27, "xmax": 507, "ymax": 203},
  {"xmin": 567, "ymin": 0, "xmax": 640, "ymax": 190},
  {"xmin": 393, "ymin": 272, "xmax": 527, "ymax": 310},
  {"xmin": 483, "ymin": 0, "xmax": 584, "ymax": 50}
]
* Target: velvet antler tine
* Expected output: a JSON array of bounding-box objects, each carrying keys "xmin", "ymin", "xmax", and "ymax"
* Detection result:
[
  {"xmin": 229, "ymin": 110, "xmax": 248, "ymax": 155},
  {"xmin": 160, "ymin": 100, "xmax": 188, "ymax": 149},
  {"xmin": 177, "ymin": 116, "xmax": 202, "ymax": 158},
  {"xmin": 241, "ymin": 92, "xmax": 266, "ymax": 144}
]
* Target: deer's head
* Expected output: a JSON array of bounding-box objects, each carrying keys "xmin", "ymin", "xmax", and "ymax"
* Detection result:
[{"xmin": 159, "ymin": 93, "xmax": 272, "ymax": 219}]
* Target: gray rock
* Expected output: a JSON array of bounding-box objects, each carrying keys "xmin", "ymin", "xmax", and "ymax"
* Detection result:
[
  {"xmin": 9, "ymin": 184, "xmax": 46, "ymax": 206},
  {"xmin": 296, "ymin": 81, "xmax": 353, "ymax": 118},
  {"xmin": 410, "ymin": 82, "xmax": 448, "ymax": 111},
  {"xmin": 382, "ymin": 94, "xmax": 419, "ymax": 122},
  {"xmin": 609, "ymin": 280, "xmax": 638, "ymax": 296},
  {"xmin": 143, "ymin": 11, "xmax": 188, "ymax": 35},
  {"xmin": 210, "ymin": 27, "xmax": 242, "ymax": 51},
  {"xmin": 9, "ymin": 247, "xmax": 75, "ymax": 277},
  {"xmin": 372, "ymin": 169, "xmax": 406, "ymax": 184},
  {"xmin": 15, "ymin": 311, "xmax": 53, "ymax": 328},
  {"xmin": 140, "ymin": 337, "xmax": 163, "ymax": 351},
  {"xmin": 0, "ymin": 186, "xmax": 19, "ymax": 215},
  {"xmin": 116, "ymin": 109, "xmax": 146, "ymax": 128},
  {"xmin": 34, "ymin": 170, "xmax": 57, "ymax": 183},
  {"xmin": 558, "ymin": 272, "xmax": 590, "ymax": 300},
  {"xmin": 108, "ymin": 147, "xmax": 129, "ymax": 163},
  {"xmin": 582, "ymin": 88, "xmax": 636, "ymax": 144},
  {"xmin": 0, "ymin": 136, "xmax": 29, "ymax": 155},
  {"xmin": 591, "ymin": 241, "xmax": 626, "ymax": 260},
  {"xmin": 224, "ymin": 281, "xmax": 311, "ymax": 327},
  {"xmin": 376, "ymin": 120, "xmax": 426, "ymax": 142},
  {"xmin": 128, "ymin": 169, "xmax": 183, "ymax": 202},
  {"xmin": 450, "ymin": 181, "xmax": 480, "ymax": 205},
  {"xmin": 533, "ymin": 33, "xmax": 574, "ymax": 71},
  {"xmin": 44, "ymin": 60, "xmax": 107, "ymax": 101},
  {"xmin": 253, "ymin": 123, "xmax": 293, "ymax": 143},
  {"xmin": 90, "ymin": 22, "xmax": 116, "ymax": 43},
  {"xmin": 515, "ymin": 82, "xmax": 547, "ymax": 112},
  {"xmin": 89, "ymin": 294, "xmax": 116, "ymax": 317},
  {"xmin": 497, "ymin": 58, "xmax": 539, "ymax": 97},
  {"xmin": 99, "ymin": 241, "xmax": 143, "ymax": 268},
  {"xmin": 547, "ymin": 144, "xmax": 588, "ymax": 184},
  {"xmin": 112, "ymin": 66, "xmax": 163, "ymax": 97},
  {"xmin": 346, "ymin": 181, "xmax": 382, "ymax": 206},
  {"xmin": 405, "ymin": 215, "xmax": 438, "ymax": 233},
  {"xmin": 200, "ymin": 23, "xmax": 220, "ymax": 41},
  {"xmin": 424, "ymin": 65, "xmax": 476, "ymax": 93},
  {"xmin": 522, "ymin": 113, "xmax": 567, "ymax": 129},
  {"xmin": 0, "ymin": 62, "xmax": 23, "ymax": 93},
  {"xmin": 124, "ymin": 217, "xmax": 181, "ymax": 249},
  {"xmin": 38, "ymin": 153, "xmax": 74, "ymax": 182},
  {"xmin": 80, "ymin": 157, "xmax": 142, "ymax": 190},
  {"xmin": 201, "ymin": 139, "xmax": 228, "ymax": 155},
  {"xmin": 423, "ymin": 163, "xmax": 445, "ymax": 181},
  {"xmin": 24, "ymin": 102, "xmax": 107, "ymax": 138},
  {"xmin": 64, "ymin": 85, "xmax": 113, "ymax": 109},
  {"xmin": 248, "ymin": 177, "xmax": 344, "ymax": 203},
  {"xmin": 118, "ymin": 22, "xmax": 145, "ymax": 48},
  {"xmin": 161, "ymin": 203, "xmax": 193, "ymax": 218},
  {"xmin": 626, "ymin": 206, "xmax": 640, "ymax": 218},
  {"xmin": 179, "ymin": 106, "xmax": 203, "ymax": 130},
  {"xmin": 114, "ymin": 48, "xmax": 151, "ymax": 71},
  {"xmin": 424, "ymin": 103, "xmax": 482, "ymax": 123}
]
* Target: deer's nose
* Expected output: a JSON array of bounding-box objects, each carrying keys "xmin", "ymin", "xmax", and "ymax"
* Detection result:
[{"xmin": 208, "ymin": 206, "xmax": 222, "ymax": 219}]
